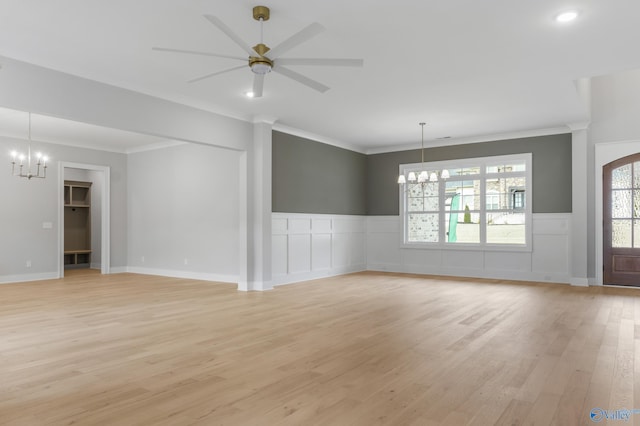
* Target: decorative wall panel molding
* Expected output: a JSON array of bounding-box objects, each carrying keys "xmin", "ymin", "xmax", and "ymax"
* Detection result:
[{"xmin": 272, "ymin": 213, "xmax": 367, "ymax": 286}]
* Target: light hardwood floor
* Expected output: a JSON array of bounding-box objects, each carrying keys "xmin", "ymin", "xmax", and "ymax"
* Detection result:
[{"xmin": 1, "ymin": 270, "xmax": 639, "ymax": 425}]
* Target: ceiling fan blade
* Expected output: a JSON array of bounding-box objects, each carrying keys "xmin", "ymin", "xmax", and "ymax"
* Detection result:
[
  {"xmin": 152, "ymin": 47, "xmax": 247, "ymax": 61},
  {"xmin": 265, "ymin": 22, "xmax": 325, "ymax": 59},
  {"xmin": 203, "ymin": 14, "xmax": 258, "ymax": 57},
  {"xmin": 273, "ymin": 65, "xmax": 330, "ymax": 93},
  {"xmin": 188, "ymin": 65, "xmax": 246, "ymax": 83},
  {"xmin": 253, "ymin": 74, "xmax": 265, "ymax": 98},
  {"xmin": 276, "ymin": 58, "xmax": 364, "ymax": 67}
]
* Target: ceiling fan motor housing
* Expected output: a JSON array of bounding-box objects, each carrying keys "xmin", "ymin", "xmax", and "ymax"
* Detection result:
[{"xmin": 249, "ymin": 43, "xmax": 273, "ymax": 74}]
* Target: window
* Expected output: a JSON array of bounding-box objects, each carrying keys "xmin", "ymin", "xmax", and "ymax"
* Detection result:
[
  {"xmin": 399, "ymin": 153, "xmax": 532, "ymax": 249},
  {"xmin": 512, "ymin": 189, "xmax": 525, "ymax": 210}
]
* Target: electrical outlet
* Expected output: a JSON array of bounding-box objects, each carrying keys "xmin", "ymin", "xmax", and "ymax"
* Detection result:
[
  {"xmin": 184, "ymin": 258, "xmax": 188, "ymax": 265},
  {"xmin": 26, "ymin": 260, "xmax": 32, "ymax": 268},
  {"xmin": 141, "ymin": 256, "xmax": 145, "ymax": 263}
]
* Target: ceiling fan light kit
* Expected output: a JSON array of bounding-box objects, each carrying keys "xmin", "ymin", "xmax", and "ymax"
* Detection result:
[{"xmin": 153, "ymin": 5, "xmax": 363, "ymax": 97}]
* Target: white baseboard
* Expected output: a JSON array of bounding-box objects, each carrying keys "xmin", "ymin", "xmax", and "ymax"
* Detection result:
[
  {"xmin": 238, "ymin": 280, "xmax": 274, "ymax": 292},
  {"xmin": 0, "ymin": 272, "xmax": 59, "ymax": 285},
  {"xmin": 570, "ymin": 277, "xmax": 590, "ymax": 287},
  {"xmin": 367, "ymin": 263, "xmax": 571, "ymax": 284},
  {"xmin": 0, "ymin": 264, "xmax": 575, "ymax": 289},
  {"xmin": 125, "ymin": 267, "xmax": 238, "ymax": 284},
  {"xmin": 272, "ymin": 265, "xmax": 366, "ymax": 287}
]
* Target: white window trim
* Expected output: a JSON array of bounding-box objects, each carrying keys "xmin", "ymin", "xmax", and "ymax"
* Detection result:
[{"xmin": 399, "ymin": 153, "xmax": 532, "ymax": 252}]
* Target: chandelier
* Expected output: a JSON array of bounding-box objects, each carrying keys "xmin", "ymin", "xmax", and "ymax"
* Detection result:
[
  {"xmin": 397, "ymin": 122, "xmax": 449, "ymax": 184},
  {"xmin": 10, "ymin": 112, "xmax": 48, "ymax": 180}
]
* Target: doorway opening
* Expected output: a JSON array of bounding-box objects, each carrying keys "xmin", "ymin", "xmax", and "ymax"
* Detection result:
[{"xmin": 58, "ymin": 162, "xmax": 110, "ymax": 278}]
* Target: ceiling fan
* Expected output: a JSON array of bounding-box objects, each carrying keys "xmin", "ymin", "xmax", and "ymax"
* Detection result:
[{"xmin": 153, "ymin": 6, "xmax": 363, "ymax": 98}]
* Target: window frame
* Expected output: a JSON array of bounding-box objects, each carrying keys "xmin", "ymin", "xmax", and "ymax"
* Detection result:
[{"xmin": 399, "ymin": 153, "xmax": 532, "ymax": 252}]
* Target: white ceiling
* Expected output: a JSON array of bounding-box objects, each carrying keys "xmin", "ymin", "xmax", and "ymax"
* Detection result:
[{"xmin": 1, "ymin": 0, "xmax": 640, "ymax": 152}]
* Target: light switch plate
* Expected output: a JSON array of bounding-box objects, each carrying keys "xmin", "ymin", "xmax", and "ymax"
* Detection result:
[{"xmin": 42, "ymin": 222, "xmax": 53, "ymax": 229}]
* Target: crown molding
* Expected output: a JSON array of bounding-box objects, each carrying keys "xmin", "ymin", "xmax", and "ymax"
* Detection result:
[
  {"xmin": 272, "ymin": 123, "xmax": 366, "ymax": 154},
  {"xmin": 366, "ymin": 125, "xmax": 572, "ymax": 155},
  {"xmin": 567, "ymin": 121, "xmax": 591, "ymax": 131},
  {"xmin": 252, "ymin": 115, "xmax": 278, "ymax": 125}
]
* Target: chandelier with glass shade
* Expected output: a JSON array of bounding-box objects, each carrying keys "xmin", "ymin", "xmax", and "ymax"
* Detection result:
[
  {"xmin": 397, "ymin": 122, "xmax": 449, "ymax": 185},
  {"xmin": 10, "ymin": 112, "xmax": 48, "ymax": 180}
]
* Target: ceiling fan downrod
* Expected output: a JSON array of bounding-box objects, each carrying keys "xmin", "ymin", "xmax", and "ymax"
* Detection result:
[{"xmin": 250, "ymin": 6, "xmax": 273, "ymax": 75}]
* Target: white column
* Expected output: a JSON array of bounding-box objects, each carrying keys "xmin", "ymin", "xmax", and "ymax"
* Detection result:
[
  {"xmin": 569, "ymin": 78, "xmax": 592, "ymax": 287},
  {"xmin": 570, "ymin": 125, "xmax": 590, "ymax": 286},
  {"xmin": 238, "ymin": 150, "xmax": 249, "ymax": 291},
  {"xmin": 238, "ymin": 117, "xmax": 274, "ymax": 291}
]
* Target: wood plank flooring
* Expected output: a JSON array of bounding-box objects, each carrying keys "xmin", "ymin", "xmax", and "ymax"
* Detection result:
[{"xmin": 1, "ymin": 270, "xmax": 639, "ymax": 425}]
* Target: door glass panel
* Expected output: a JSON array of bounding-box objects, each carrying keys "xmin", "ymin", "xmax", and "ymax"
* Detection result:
[
  {"xmin": 635, "ymin": 162, "xmax": 640, "ymax": 188},
  {"xmin": 635, "ymin": 190, "xmax": 640, "ymax": 218},
  {"xmin": 612, "ymin": 164, "xmax": 632, "ymax": 189},
  {"xmin": 612, "ymin": 219, "xmax": 632, "ymax": 248},
  {"xmin": 635, "ymin": 220, "xmax": 640, "ymax": 248},
  {"xmin": 612, "ymin": 190, "xmax": 632, "ymax": 218}
]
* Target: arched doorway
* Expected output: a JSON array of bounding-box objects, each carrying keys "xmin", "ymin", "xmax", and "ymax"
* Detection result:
[{"xmin": 603, "ymin": 152, "xmax": 640, "ymax": 286}]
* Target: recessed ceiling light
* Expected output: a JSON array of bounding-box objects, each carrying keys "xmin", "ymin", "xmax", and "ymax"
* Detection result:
[
  {"xmin": 245, "ymin": 91, "xmax": 255, "ymax": 98},
  {"xmin": 555, "ymin": 10, "xmax": 579, "ymax": 23}
]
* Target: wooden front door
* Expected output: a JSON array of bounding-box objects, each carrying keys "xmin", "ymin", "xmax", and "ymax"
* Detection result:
[{"xmin": 603, "ymin": 153, "xmax": 640, "ymax": 286}]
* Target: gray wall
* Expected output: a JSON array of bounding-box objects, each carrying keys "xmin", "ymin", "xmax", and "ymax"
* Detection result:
[
  {"xmin": 273, "ymin": 131, "xmax": 367, "ymax": 215},
  {"xmin": 367, "ymin": 134, "xmax": 572, "ymax": 215}
]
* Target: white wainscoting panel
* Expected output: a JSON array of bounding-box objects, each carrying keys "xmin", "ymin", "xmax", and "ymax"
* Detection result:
[
  {"xmin": 485, "ymin": 251, "xmax": 532, "ymax": 272},
  {"xmin": 272, "ymin": 218, "xmax": 288, "ymax": 234},
  {"xmin": 288, "ymin": 234, "xmax": 312, "ymax": 274},
  {"xmin": 312, "ymin": 233, "xmax": 332, "ymax": 271},
  {"xmin": 272, "ymin": 213, "xmax": 367, "ymax": 286},
  {"xmin": 290, "ymin": 218, "xmax": 312, "ymax": 234},
  {"xmin": 365, "ymin": 216, "xmax": 402, "ymax": 267},
  {"xmin": 272, "ymin": 234, "xmax": 288, "ymax": 276},
  {"xmin": 367, "ymin": 213, "xmax": 572, "ymax": 284}
]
